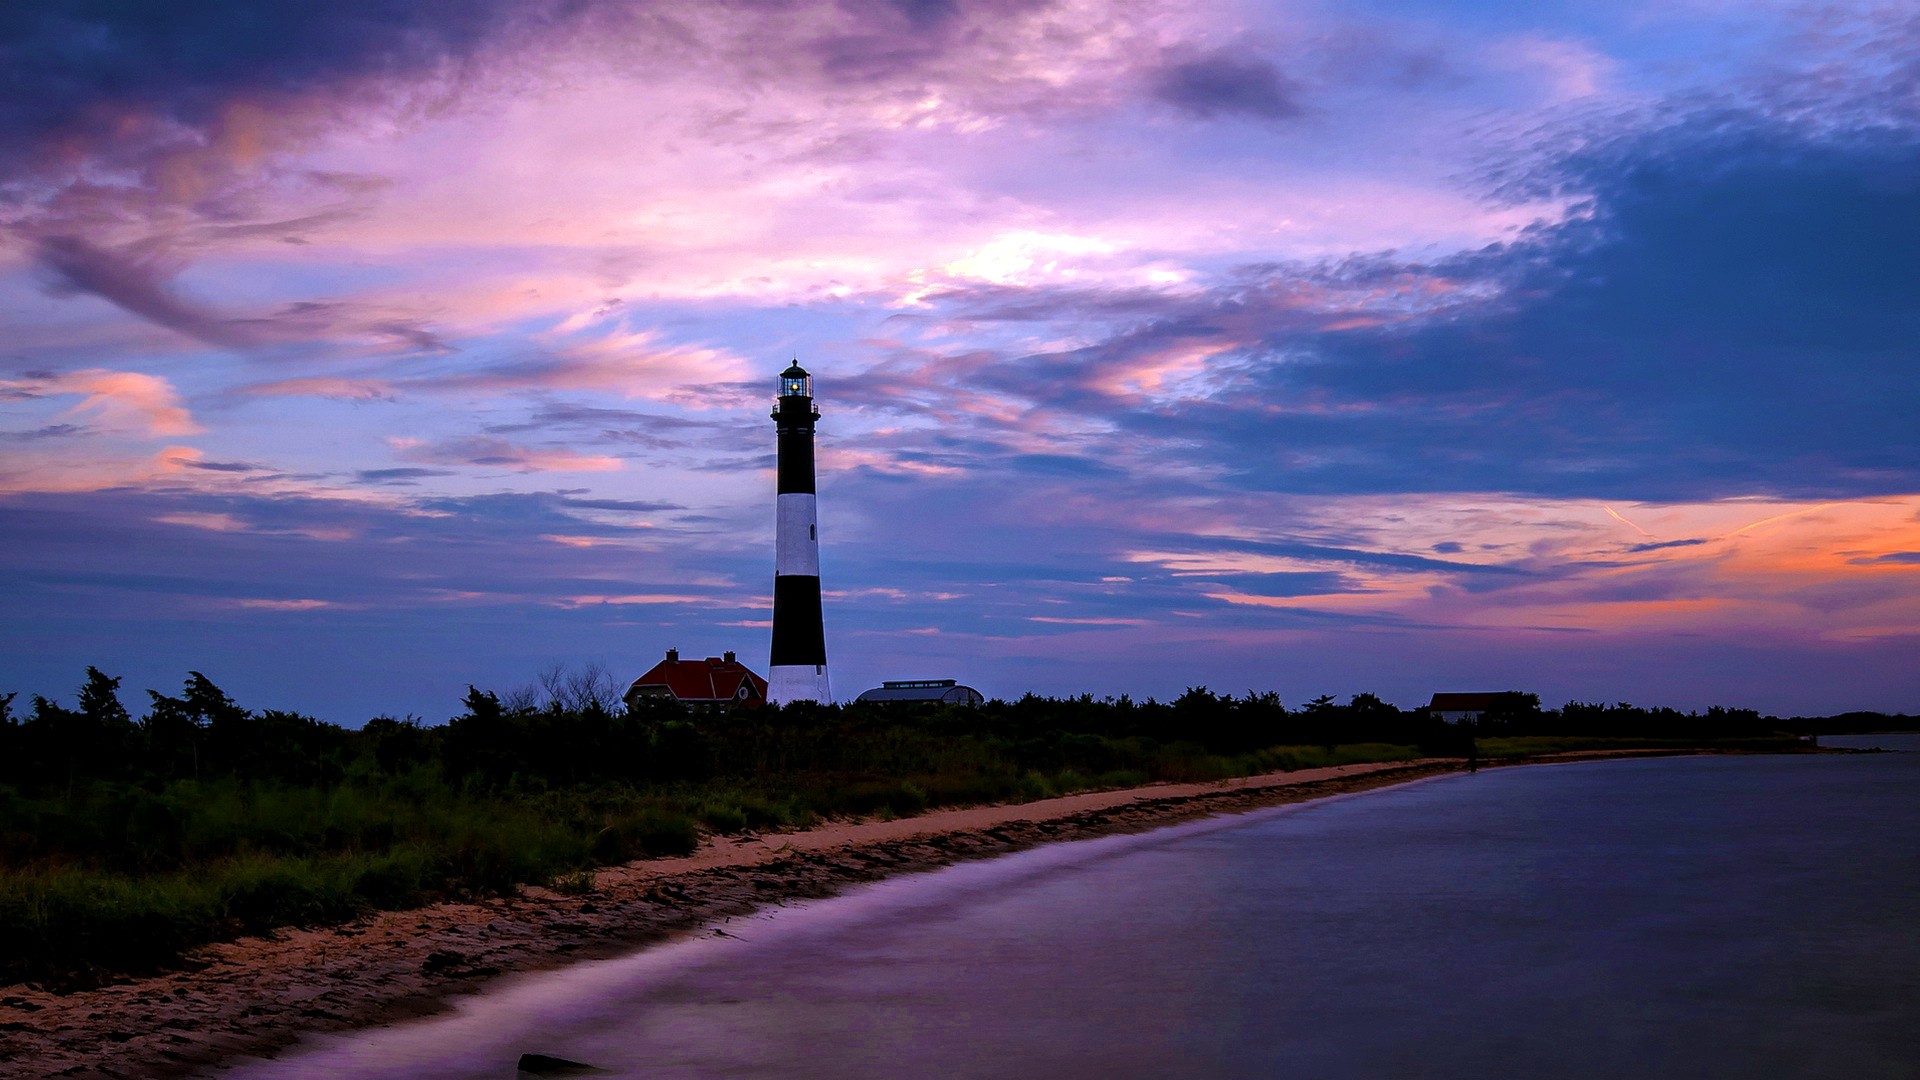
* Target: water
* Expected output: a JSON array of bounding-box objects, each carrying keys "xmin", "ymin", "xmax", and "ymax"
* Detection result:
[{"xmin": 228, "ymin": 752, "xmax": 1920, "ymax": 1079}]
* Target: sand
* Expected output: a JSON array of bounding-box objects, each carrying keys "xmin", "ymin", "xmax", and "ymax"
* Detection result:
[{"xmin": 0, "ymin": 751, "xmax": 1690, "ymax": 1078}]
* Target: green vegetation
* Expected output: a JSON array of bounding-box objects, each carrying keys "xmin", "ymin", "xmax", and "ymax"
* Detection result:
[{"xmin": 0, "ymin": 670, "xmax": 1833, "ymax": 989}]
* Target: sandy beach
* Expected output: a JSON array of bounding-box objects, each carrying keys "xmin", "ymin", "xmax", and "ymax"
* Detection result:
[{"xmin": 0, "ymin": 752, "xmax": 1691, "ymax": 1078}]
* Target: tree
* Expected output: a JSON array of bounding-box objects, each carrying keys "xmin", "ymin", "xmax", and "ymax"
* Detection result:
[
  {"xmin": 143, "ymin": 687, "xmax": 205, "ymax": 780},
  {"xmin": 22, "ymin": 669, "xmax": 140, "ymax": 789},
  {"xmin": 361, "ymin": 715, "xmax": 433, "ymax": 774},
  {"xmin": 1348, "ymin": 692, "xmax": 1395, "ymax": 718},
  {"xmin": 443, "ymin": 686, "xmax": 525, "ymax": 788},
  {"xmin": 78, "ymin": 667, "xmax": 131, "ymax": 728},
  {"xmin": 0, "ymin": 691, "xmax": 16, "ymax": 782},
  {"xmin": 144, "ymin": 672, "xmax": 252, "ymax": 776}
]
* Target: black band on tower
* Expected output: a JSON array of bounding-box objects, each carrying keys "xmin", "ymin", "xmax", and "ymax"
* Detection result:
[
  {"xmin": 769, "ymin": 575, "xmax": 826, "ymax": 665},
  {"xmin": 772, "ymin": 396, "xmax": 818, "ymax": 495},
  {"xmin": 776, "ymin": 425, "xmax": 815, "ymax": 495}
]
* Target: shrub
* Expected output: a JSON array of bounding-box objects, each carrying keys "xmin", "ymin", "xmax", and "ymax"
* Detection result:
[{"xmin": 550, "ymin": 870, "xmax": 597, "ymax": 895}]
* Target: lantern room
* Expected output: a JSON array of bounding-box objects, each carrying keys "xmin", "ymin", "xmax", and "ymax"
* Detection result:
[{"xmin": 779, "ymin": 362, "xmax": 812, "ymax": 399}]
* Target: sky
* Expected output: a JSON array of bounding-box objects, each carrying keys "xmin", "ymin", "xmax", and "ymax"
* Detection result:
[{"xmin": 2, "ymin": 0, "xmax": 1917, "ymax": 722}]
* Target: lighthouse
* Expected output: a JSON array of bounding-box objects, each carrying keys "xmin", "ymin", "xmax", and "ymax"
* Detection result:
[{"xmin": 768, "ymin": 361, "xmax": 832, "ymax": 705}]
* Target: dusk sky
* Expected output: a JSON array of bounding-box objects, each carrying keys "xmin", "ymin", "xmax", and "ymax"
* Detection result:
[{"xmin": 3, "ymin": 0, "xmax": 1917, "ymax": 722}]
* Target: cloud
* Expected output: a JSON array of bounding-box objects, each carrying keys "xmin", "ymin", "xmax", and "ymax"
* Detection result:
[
  {"xmin": 1627, "ymin": 538, "xmax": 1710, "ymax": 553},
  {"xmin": 0, "ymin": 1, "xmax": 539, "ymax": 175},
  {"xmin": 242, "ymin": 377, "xmax": 398, "ymax": 401},
  {"xmin": 1, "ymin": 368, "xmax": 202, "ymax": 437},
  {"xmin": 228, "ymin": 301, "xmax": 452, "ymax": 355},
  {"xmin": 32, "ymin": 237, "xmax": 454, "ymax": 355},
  {"xmin": 1, "ymin": 423, "xmax": 87, "ymax": 441},
  {"xmin": 232, "ymin": 598, "xmax": 335, "ymax": 611},
  {"xmin": 390, "ymin": 435, "xmax": 623, "ymax": 473},
  {"xmin": 1150, "ymin": 48, "xmax": 1303, "ymax": 120},
  {"xmin": 153, "ymin": 446, "xmax": 208, "ymax": 473},
  {"xmin": 155, "ymin": 511, "xmax": 249, "ymax": 532},
  {"xmin": 182, "ymin": 458, "xmax": 265, "ymax": 473},
  {"xmin": 0, "ymin": 3, "xmax": 567, "ymax": 360},
  {"xmin": 34, "ymin": 236, "xmax": 257, "ymax": 349},
  {"xmin": 550, "ymin": 593, "xmax": 725, "ymax": 607},
  {"xmin": 476, "ymin": 403, "xmax": 740, "ymax": 453},
  {"xmin": 0, "ymin": 485, "xmax": 762, "ymax": 650},
  {"xmin": 415, "ymin": 330, "xmax": 752, "ymax": 406},
  {"xmin": 1266, "ymin": 116, "xmax": 1920, "ymax": 500},
  {"xmin": 869, "ymin": 111, "xmax": 1920, "ymax": 502},
  {"xmin": 560, "ymin": 496, "xmax": 683, "ymax": 512},
  {"xmin": 1861, "ymin": 552, "xmax": 1920, "ymax": 566},
  {"xmin": 353, "ymin": 467, "xmax": 453, "ymax": 485}
]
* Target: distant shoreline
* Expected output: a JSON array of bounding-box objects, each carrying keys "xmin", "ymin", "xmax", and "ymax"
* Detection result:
[{"xmin": 0, "ymin": 748, "xmax": 1755, "ymax": 1078}]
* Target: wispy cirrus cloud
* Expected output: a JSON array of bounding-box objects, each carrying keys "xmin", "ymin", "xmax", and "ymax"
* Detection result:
[
  {"xmin": 423, "ymin": 328, "xmax": 754, "ymax": 404},
  {"xmin": 32, "ymin": 236, "xmax": 259, "ymax": 349},
  {"xmin": 389, "ymin": 436, "xmax": 623, "ymax": 474},
  {"xmin": 241, "ymin": 376, "xmax": 398, "ymax": 401}
]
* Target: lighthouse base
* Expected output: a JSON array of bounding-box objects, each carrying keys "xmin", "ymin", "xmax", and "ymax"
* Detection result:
[{"xmin": 768, "ymin": 664, "xmax": 833, "ymax": 706}]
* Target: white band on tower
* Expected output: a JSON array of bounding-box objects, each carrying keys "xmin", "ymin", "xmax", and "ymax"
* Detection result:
[
  {"xmin": 775, "ymin": 493, "xmax": 820, "ymax": 577},
  {"xmin": 768, "ymin": 664, "xmax": 832, "ymax": 705}
]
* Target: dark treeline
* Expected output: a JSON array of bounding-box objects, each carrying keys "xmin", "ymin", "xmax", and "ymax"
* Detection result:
[
  {"xmin": 2, "ymin": 676, "xmax": 1838, "ymax": 796},
  {"xmin": 0, "ymin": 667, "xmax": 1856, "ymax": 988}
]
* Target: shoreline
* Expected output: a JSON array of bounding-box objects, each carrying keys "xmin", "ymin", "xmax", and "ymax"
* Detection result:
[{"xmin": 2, "ymin": 749, "xmax": 1703, "ymax": 1078}]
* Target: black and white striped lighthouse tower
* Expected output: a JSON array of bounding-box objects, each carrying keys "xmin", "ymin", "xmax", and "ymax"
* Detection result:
[{"xmin": 768, "ymin": 361, "xmax": 832, "ymax": 705}]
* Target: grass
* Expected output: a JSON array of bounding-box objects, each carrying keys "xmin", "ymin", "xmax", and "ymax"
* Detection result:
[{"xmin": 0, "ymin": 779, "xmax": 709, "ymax": 987}]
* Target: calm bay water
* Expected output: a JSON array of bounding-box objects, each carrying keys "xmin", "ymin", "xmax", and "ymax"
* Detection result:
[{"xmin": 229, "ymin": 747, "xmax": 1920, "ymax": 1079}]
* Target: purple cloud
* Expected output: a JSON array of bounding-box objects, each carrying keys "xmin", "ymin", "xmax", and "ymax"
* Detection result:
[
  {"xmin": 1151, "ymin": 48, "xmax": 1303, "ymax": 120},
  {"xmin": 34, "ymin": 235, "xmax": 258, "ymax": 349}
]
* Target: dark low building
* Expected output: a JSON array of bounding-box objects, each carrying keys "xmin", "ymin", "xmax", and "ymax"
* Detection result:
[
  {"xmin": 1427, "ymin": 692, "xmax": 1507, "ymax": 723},
  {"xmin": 627, "ymin": 648, "xmax": 768, "ymax": 708},
  {"xmin": 855, "ymin": 679, "xmax": 984, "ymax": 706}
]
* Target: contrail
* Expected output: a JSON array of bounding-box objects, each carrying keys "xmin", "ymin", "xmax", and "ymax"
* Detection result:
[
  {"xmin": 1723, "ymin": 503, "xmax": 1834, "ymax": 538},
  {"xmin": 1604, "ymin": 504, "xmax": 1654, "ymax": 537}
]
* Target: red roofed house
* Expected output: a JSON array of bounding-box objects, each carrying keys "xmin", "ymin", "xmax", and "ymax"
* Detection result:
[{"xmin": 627, "ymin": 649, "xmax": 769, "ymax": 709}]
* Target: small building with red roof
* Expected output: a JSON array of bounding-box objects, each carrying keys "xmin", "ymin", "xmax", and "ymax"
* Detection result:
[{"xmin": 627, "ymin": 648, "xmax": 769, "ymax": 708}]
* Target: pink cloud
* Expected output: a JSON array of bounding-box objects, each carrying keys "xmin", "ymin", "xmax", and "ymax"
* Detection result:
[
  {"xmin": 240, "ymin": 376, "xmax": 397, "ymax": 401},
  {"xmin": 3, "ymin": 368, "xmax": 202, "ymax": 436},
  {"xmin": 0, "ymin": 443, "xmax": 203, "ymax": 496},
  {"xmin": 233, "ymin": 598, "xmax": 336, "ymax": 611},
  {"xmin": 526, "ymin": 329, "xmax": 752, "ymax": 404},
  {"xmin": 539, "ymin": 533, "xmax": 649, "ymax": 548},
  {"xmin": 550, "ymin": 593, "xmax": 735, "ymax": 608},
  {"xmin": 389, "ymin": 435, "xmax": 622, "ymax": 473},
  {"xmin": 154, "ymin": 511, "xmax": 248, "ymax": 532}
]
